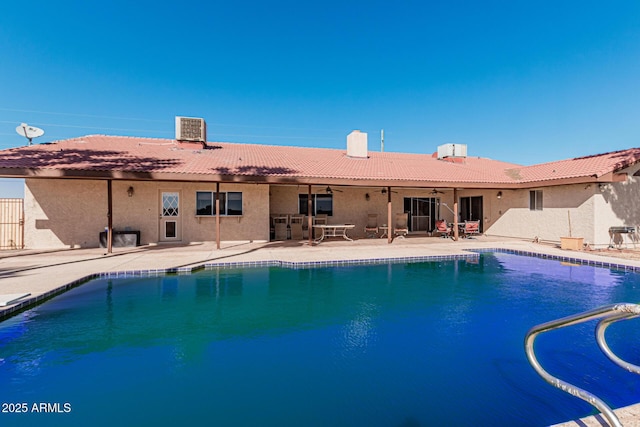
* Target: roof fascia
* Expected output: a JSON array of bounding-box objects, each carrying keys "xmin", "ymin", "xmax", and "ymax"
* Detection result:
[{"xmin": 0, "ymin": 168, "xmax": 628, "ymax": 188}]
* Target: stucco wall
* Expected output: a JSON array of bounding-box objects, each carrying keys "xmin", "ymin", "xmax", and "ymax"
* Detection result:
[
  {"xmin": 25, "ymin": 179, "xmax": 270, "ymax": 249},
  {"xmin": 25, "ymin": 179, "xmax": 106, "ymax": 249},
  {"xmin": 269, "ymin": 185, "xmax": 455, "ymax": 239},
  {"xmin": 483, "ymin": 184, "xmax": 595, "ymax": 244},
  {"xmin": 593, "ymin": 164, "xmax": 640, "ymax": 248},
  {"xmin": 27, "ymin": 176, "xmax": 635, "ymax": 249}
]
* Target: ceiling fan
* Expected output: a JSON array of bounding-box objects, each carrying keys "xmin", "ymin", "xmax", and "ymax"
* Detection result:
[
  {"xmin": 325, "ymin": 186, "xmax": 343, "ymax": 194},
  {"xmin": 380, "ymin": 188, "xmax": 398, "ymax": 194},
  {"xmin": 430, "ymin": 188, "xmax": 445, "ymax": 195}
]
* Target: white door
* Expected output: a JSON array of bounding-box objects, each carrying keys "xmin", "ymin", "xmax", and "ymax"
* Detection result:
[{"xmin": 160, "ymin": 191, "xmax": 181, "ymax": 241}]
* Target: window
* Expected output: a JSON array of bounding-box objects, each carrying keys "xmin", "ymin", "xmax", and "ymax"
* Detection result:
[
  {"xmin": 298, "ymin": 194, "xmax": 333, "ymax": 216},
  {"xmin": 196, "ymin": 191, "xmax": 243, "ymax": 216},
  {"xmin": 529, "ymin": 190, "xmax": 543, "ymax": 211}
]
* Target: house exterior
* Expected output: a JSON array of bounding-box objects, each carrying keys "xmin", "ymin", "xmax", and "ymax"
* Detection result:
[{"xmin": 0, "ymin": 127, "xmax": 638, "ymax": 250}]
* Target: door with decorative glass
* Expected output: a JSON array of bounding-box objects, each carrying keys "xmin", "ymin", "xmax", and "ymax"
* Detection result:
[{"xmin": 159, "ymin": 191, "xmax": 181, "ymax": 241}]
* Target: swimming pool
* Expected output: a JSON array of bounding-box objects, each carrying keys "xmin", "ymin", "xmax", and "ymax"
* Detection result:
[{"xmin": 1, "ymin": 252, "xmax": 639, "ymax": 426}]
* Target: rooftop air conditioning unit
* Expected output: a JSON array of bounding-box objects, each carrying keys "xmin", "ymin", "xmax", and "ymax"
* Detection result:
[
  {"xmin": 437, "ymin": 143, "xmax": 467, "ymax": 159},
  {"xmin": 175, "ymin": 116, "xmax": 206, "ymax": 142}
]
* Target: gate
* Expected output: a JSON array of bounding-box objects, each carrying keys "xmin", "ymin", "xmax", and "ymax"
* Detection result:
[{"xmin": 0, "ymin": 198, "xmax": 24, "ymax": 250}]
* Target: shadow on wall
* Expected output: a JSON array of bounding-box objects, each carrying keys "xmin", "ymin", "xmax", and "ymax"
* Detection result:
[{"xmin": 601, "ymin": 178, "xmax": 640, "ymax": 227}]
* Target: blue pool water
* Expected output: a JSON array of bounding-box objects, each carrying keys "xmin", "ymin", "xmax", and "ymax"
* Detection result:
[{"xmin": 1, "ymin": 253, "xmax": 640, "ymax": 426}]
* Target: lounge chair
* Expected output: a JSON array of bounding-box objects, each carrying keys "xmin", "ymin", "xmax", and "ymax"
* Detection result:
[
  {"xmin": 394, "ymin": 213, "xmax": 408, "ymax": 239},
  {"xmin": 435, "ymin": 219, "xmax": 452, "ymax": 238},
  {"xmin": 462, "ymin": 220, "xmax": 480, "ymax": 239},
  {"xmin": 364, "ymin": 214, "xmax": 379, "ymax": 238}
]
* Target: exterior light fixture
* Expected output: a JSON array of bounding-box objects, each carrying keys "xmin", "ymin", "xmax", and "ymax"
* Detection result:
[
  {"xmin": 127, "ymin": 186, "xmax": 134, "ymax": 197},
  {"xmin": 497, "ymin": 191, "xmax": 502, "ymax": 199},
  {"xmin": 365, "ymin": 193, "xmax": 370, "ymax": 201}
]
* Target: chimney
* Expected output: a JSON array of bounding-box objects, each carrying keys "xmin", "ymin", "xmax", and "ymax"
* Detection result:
[{"xmin": 347, "ymin": 130, "xmax": 368, "ymax": 158}]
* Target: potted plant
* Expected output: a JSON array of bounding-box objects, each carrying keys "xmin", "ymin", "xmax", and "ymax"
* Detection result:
[{"xmin": 560, "ymin": 211, "xmax": 584, "ymax": 250}]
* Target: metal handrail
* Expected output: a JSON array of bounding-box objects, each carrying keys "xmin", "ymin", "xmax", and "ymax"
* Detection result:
[{"xmin": 524, "ymin": 303, "xmax": 640, "ymax": 427}]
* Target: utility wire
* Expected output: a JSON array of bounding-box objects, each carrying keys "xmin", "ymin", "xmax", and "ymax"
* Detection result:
[
  {"xmin": 0, "ymin": 121, "xmax": 341, "ymax": 141},
  {"xmin": 0, "ymin": 107, "xmax": 345, "ymax": 132},
  {"xmin": 0, "ymin": 108, "xmax": 167, "ymax": 123}
]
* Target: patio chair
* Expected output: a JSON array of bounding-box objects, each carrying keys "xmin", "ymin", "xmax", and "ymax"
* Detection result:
[
  {"xmin": 394, "ymin": 213, "xmax": 408, "ymax": 239},
  {"xmin": 462, "ymin": 220, "xmax": 480, "ymax": 239},
  {"xmin": 274, "ymin": 215, "xmax": 288, "ymax": 241},
  {"xmin": 364, "ymin": 214, "xmax": 379, "ymax": 238},
  {"xmin": 314, "ymin": 214, "xmax": 328, "ymax": 225},
  {"xmin": 312, "ymin": 214, "xmax": 328, "ymax": 239},
  {"xmin": 290, "ymin": 214, "xmax": 304, "ymax": 240},
  {"xmin": 434, "ymin": 219, "xmax": 452, "ymax": 238}
]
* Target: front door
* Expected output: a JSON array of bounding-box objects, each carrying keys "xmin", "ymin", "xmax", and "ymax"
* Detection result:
[{"xmin": 160, "ymin": 191, "xmax": 181, "ymax": 241}]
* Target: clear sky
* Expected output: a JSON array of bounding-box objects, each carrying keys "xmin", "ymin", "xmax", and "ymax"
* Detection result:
[{"xmin": 1, "ymin": 1, "xmax": 640, "ymax": 197}]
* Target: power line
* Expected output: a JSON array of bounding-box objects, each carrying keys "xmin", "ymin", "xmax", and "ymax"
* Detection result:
[
  {"xmin": 0, "ymin": 108, "xmax": 167, "ymax": 123},
  {"xmin": 0, "ymin": 107, "xmax": 346, "ymax": 132}
]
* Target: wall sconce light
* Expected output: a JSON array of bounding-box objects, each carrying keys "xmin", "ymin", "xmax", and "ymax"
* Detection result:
[
  {"xmin": 127, "ymin": 186, "xmax": 134, "ymax": 197},
  {"xmin": 496, "ymin": 191, "xmax": 502, "ymax": 199},
  {"xmin": 365, "ymin": 193, "xmax": 370, "ymax": 201}
]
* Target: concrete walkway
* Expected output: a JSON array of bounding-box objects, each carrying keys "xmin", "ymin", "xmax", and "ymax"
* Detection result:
[{"xmin": 1, "ymin": 235, "xmax": 640, "ymax": 426}]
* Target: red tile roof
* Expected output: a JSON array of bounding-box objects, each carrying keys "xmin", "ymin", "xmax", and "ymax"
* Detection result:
[
  {"xmin": 0, "ymin": 135, "xmax": 637, "ymax": 188},
  {"xmin": 506, "ymin": 148, "xmax": 640, "ymax": 183}
]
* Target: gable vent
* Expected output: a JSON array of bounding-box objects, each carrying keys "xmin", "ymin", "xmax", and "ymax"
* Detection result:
[{"xmin": 175, "ymin": 116, "xmax": 207, "ymax": 142}]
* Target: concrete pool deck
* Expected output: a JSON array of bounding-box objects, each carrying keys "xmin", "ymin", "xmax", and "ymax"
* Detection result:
[{"xmin": 1, "ymin": 235, "xmax": 640, "ymax": 426}]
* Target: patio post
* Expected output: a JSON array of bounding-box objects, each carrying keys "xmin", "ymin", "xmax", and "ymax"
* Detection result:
[
  {"xmin": 308, "ymin": 185, "xmax": 313, "ymax": 246},
  {"xmin": 453, "ymin": 188, "xmax": 459, "ymax": 241},
  {"xmin": 106, "ymin": 179, "xmax": 113, "ymax": 254},
  {"xmin": 387, "ymin": 186, "xmax": 392, "ymax": 244},
  {"xmin": 215, "ymin": 182, "xmax": 220, "ymax": 249}
]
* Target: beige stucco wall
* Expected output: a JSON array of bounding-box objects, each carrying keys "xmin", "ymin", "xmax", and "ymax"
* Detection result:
[
  {"xmin": 477, "ymin": 168, "xmax": 639, "ymax": 249},
  {"xmin": 25, "ymin": 179, "xmax": 269, "ymax": 249},
  {"xmin": 25, "ymin": 174, "xmax": 638, "ymax": 249},
  {"xmin": 482, "ymin": 184, "xmax": 596, "ymax": 244},
  {"xmin": 25, "ymin": 179, "xmax": 107, "ymax": 249},
  {"xmin": 269, "ymin": 185, "xmax": 456, "ymax": 239},
  {"xmin": 593, "ymin": 164, "xmax": 640, "ymax": 248}
]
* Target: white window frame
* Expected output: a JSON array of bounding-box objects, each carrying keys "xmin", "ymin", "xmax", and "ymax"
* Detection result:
[{"xmin": 529, "ymin": 190, "xmax": 543, "ymax": 211}]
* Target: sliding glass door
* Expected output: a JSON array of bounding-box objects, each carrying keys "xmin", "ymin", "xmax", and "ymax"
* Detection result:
[
  {"xmin": 403, "ymin": 197, "xmax": 439, "ymax": 232},
  {"xmin": 460, "ymin": 196, "xmax": 483, "ymax": 231}
]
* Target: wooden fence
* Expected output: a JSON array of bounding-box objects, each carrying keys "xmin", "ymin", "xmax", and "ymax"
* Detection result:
[{"xmin": 0, "ymin": 198, "xmax": 24, "ymax": 250}]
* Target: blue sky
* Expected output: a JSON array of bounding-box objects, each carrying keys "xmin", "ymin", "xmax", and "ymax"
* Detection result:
[{"xmin": 1, "ymin": 1, "xmax": 640, "ymax": 197}]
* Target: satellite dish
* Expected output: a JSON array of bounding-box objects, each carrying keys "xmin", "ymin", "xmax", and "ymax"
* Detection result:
[{"xmin": 15, "ymin": 122, "xmax": 45, "ymax": 145}]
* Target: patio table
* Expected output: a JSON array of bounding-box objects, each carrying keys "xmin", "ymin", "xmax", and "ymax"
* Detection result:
[{"xmin": 313, "ymin": 224, "xmax": 355, "ymax": 243}]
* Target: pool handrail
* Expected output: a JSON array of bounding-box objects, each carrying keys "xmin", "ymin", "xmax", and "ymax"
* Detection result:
[{"xmin": 524, "ymin": 303, "xmax": 640, "ymax": 427}]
